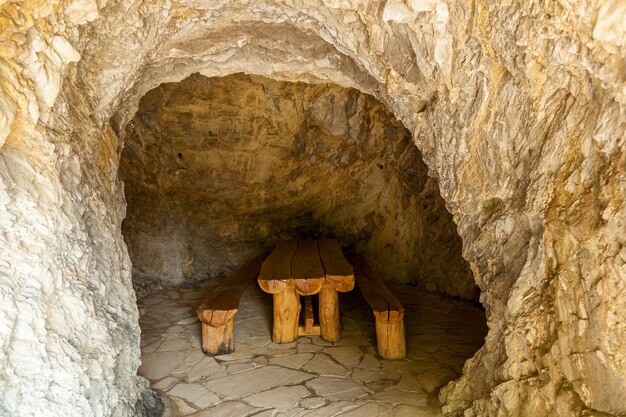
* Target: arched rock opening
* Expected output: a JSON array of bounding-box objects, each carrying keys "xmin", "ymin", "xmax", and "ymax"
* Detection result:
[
  {"xmin": 120, "ymin": 72, "xmax": 478, "ymax": 301},
  {"xmin": 0, "ymin": 1, "xmax": 624, "ymax": 417},
  {"xmin": 121, "ymin": 72, "xmax": 486, "ymax": 415}
]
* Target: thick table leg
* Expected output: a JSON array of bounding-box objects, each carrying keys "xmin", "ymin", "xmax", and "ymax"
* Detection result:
[
  {"xmin": 273, "ymin": 282, "xmax": 300, "ymax": 343},
  {"xmin": 374, "ymin": 313, "xmax": 406, "ymax": 360},
  {"xmin": 319, "ymin": 283, "xmax": 341, "ymax": 342},
  {"xmin": 201, "ymin": 318, "xmax": 235, "ymax": 355}
]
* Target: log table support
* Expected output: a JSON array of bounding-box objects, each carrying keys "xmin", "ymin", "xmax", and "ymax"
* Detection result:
[
  {"xmin": 374, "ymin": 311, "xmax": 406, "ymax": 360},
  {"xmin": 258, "ymin": 238, "xmax": 354, "ymax": 344},
  {"xmin": 273, "ymin": 282, "xmax": 301, "ymax": 343},
  {"xmin": 201, "ymin": 317, "xmax": 235, "ymax": 355},
  {"xmin": 318, "ymin": 239, "xmax": 354, "ymax": 343},
  {"xmin": 319, "ymin": 282, "xmax": 341, "ymax": 342}
]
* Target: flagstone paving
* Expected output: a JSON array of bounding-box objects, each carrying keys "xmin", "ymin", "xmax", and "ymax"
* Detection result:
[{"xmin": 138, "ymin": 281, "xmax": 487, "ymax": 416}]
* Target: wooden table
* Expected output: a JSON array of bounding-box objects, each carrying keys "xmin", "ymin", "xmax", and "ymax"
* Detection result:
[{"xmin": 257, "ymin": 239, "xmax": 354, "ymax": 343}]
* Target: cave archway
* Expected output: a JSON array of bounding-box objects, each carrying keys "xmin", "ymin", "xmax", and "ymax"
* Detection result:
[
  {"xmin": 122, "ymin": 72, "xmax": 486, "ymax": 415},
  {"xmin": 0, "ymin": 2, "xmax": 624, "ymax": 417},
  {"xmin": 120, "ymin": 72, "xmax": 479, "ymax": 300}
]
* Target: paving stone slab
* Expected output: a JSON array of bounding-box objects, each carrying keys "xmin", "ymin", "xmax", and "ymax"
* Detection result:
[
  {"xmin": 305, "ymin": 377, "xmax": 367, "ymax": 401},
  {"xmin": 243, "ymin": 385, "xmax": 309, "ymax": 410},
  {"xmin": 142, "ymin": 340, "xmax": 162, "ymax": 354},
  {"xmin": 303, "ymin": 353, "xmax": 349, "ymax": 377},
  {"xmin": 299, "ymin": 396, "xmax": 325, "ymax": 409},
  {"xmin": 205, "ymin": 365, "xmax": 313, "ymax": 398},
  {"xmin": 293, "ymin": 400, "xmax": 358, "ymax": 417},
  {"xmin": 188, "ymin": 401, "xmax": 261, "ymax": 417},
  {"xmin": 393, "ymin": 404, "xmax": 445, "ymax": 417},
  {"xmin": 168, "ymin": 383, "xmax": 220, "ymax": 409},
  {"xmin": 159, "ymin": 338, "xmax": 189, "ymax": 352},
  {"xmin": 263, "ymin": 348, "xmax": 298, "ymax": 358},
  {"xmin": 351, "ymin": 366, "xmax": 387, "ymax": 383},
  {"xmin": 395, "ymin": 373, "xmax": 425, "ymax": 392},
  {"xmin": 152, "ymin": 376, "xmax": 179, "ymax": 391},
  {"xmin": 269, "ymin": 352, "xmax": 313, "ymax": 370},
  {"xmin": 187, "ymin": 356, "xmax": 226, "ymax": 381},
  {"xmin": 339, "ymin": 403, "xmax": 393, "ymax": 417},
  {"xmin": 369, "ymin": 388, "xmax": 428, "ymax": 406},
  {"xmin": 365, "ymin": 379, "xmax": 399, "ymax": 392},
  {"xmin": 298, "ymin": 343, "xmax": 324, "ymax": 353},
  {"xmin": 323, "ymin": 346, "xmax": 363, "ymax": 368},
  {"xmin": 139, "ymin": 350, "xmax": 185, "ymax": 380},
  {"xmin": 170, "ymin": 396, "xmax": 198, "ymax": 415},
  {"xmin": 226, "ymin": 362, "xmax": 256, "ymax": 374},
  {"xmin": 359, "ymin": 353, "xmax": 382, "ymax": 369}
]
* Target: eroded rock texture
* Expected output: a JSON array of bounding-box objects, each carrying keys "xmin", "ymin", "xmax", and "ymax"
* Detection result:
[
  {"xmin": 121, "ymin": 73, "xmax": 476, "ymax": 299},
  {"xmin": 0, "ymin": 1, "xmax": 625, "ymax": 417}
]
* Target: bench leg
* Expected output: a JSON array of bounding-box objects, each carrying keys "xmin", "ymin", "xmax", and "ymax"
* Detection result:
[
  {"xmin": 201, "ymin": 318, "xmax": 235, "ymax": 355},
  {"xmin": 319, "ymin": 283, "xmax": 341, "ymax": 342},
  {"xmin": 375, "ymin": 317, "xmax": 406, "ymax": 360},
  {"xmin": 273, "ymin": 282, "xmax": 300, "ymax": 343}
]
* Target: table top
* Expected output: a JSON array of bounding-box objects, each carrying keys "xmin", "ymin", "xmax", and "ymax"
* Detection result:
[{"xmin": 257, "ymin": 239, "xmax": 355, "ymax": 296}]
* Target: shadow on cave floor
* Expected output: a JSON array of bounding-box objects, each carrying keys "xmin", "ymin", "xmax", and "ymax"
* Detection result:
[{"xmin": 137, "ymin": 281, "xmax": 487, "ymax": 417}]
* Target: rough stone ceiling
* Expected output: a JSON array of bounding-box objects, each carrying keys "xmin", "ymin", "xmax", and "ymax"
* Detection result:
[{"xmin": 120, "ymin": 73, "xmax": 477, "ymax": 299}]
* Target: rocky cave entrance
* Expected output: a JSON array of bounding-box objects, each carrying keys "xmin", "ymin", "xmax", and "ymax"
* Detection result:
[
  {"xmin": 120, "ymin": 73, "xmax": 487, "ymax": 415},
  {"xmin": 3, "ymin": 2, "xmax": 624, "ymax": 417}
]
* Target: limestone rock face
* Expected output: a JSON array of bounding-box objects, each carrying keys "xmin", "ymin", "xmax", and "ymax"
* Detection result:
[
  {"xmin": 0, "ymin": 1, "xmax": 625, "ymax": 417},
  {"xmin": 0, "ymin": 78, "xmax": 148, "ymax": 415},
  {"xmin": 121, "ymin": 73, "xmax": 476, "ymax": 299}
]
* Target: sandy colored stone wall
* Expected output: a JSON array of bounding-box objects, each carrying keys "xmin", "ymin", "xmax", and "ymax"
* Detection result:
[
  {"xmin": 0, "ymin": 1, "xmax": 624, "ymax": 416},
  {"xmin": 121, "ymin": 73, "xmax": 477, "ymax": 299},
  {"xmin": 0, "ymin": 77, "xmax": 153, "ymax": 415}
]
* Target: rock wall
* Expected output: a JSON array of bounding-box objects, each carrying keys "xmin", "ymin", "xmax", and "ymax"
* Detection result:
[
  {"xmin": 121, "ymin": 73, "xmax": 477, "ymax": 299},
  {"xmin": 0, "ymin": 1, "xmax": 624, "ymax": 417},
  {"xmin": 0, "ymin": 76, "xmax": 152, "ymax": 414}
]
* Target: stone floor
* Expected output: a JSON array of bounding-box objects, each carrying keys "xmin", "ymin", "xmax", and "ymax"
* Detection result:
[{"xmin": 138, "ymin": 281, "xmax": 487, "ymax": 417}]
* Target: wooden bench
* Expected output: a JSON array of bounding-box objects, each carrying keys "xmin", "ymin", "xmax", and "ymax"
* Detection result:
[
  {"xmin": 197, "ymin": 254, "xmax": 267, "ymax": 355},
  {"xmin": 349, "ymin": 255, "xmax": 406, "ymax": 360}
]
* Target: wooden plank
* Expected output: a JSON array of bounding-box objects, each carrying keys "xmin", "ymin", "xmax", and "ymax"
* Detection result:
[
  {"xmin": 298, "ymin": 325, "xmax": 321, "ymax": 336},
  {"xmin": 258, "ymin": 240, "xmax": 298, "ymax": 293},
  {"xmin": 259, "ymin": 239, "xmax": 298, "ymax": 280},
  {"xmin": 204, "ymin": 288, "xmax": 247, "ymax": 312},
  {"xmin": 348, "ymin": 255, "xmax": 406, "ymax": 359},
  {"xmin": 198, "ymin": 254, "xmax": 267, "ymax": 325},
  {"xmin": 291, "ymin": 239, "xmax": 325, "ymax": 280},
  {"xmin": 355, "ymin": 255, "xmax": 404, "ymax": 314},
  {"xmin": 318, "ymin": 238, "xmax": 353, "ymax": 276},
  {"xmin": 349, "ymin": 255, "xmax": 387, "ymax": 311},
  {"xmin": 318, "ymin": 238, "xmax": 354, "ymax": 292},
  {"xmin": 293, "ymin": 239, "xmax": 324, "ymax": 296}
]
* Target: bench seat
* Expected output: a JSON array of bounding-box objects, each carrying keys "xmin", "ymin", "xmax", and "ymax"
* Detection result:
[
  {"xmin": 197, "ymin": 254, "xmax": 266, "ymax": 355},
  {"xmin": 349, "ymin": 255, "xmax": 406, "ymax": 360}
]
